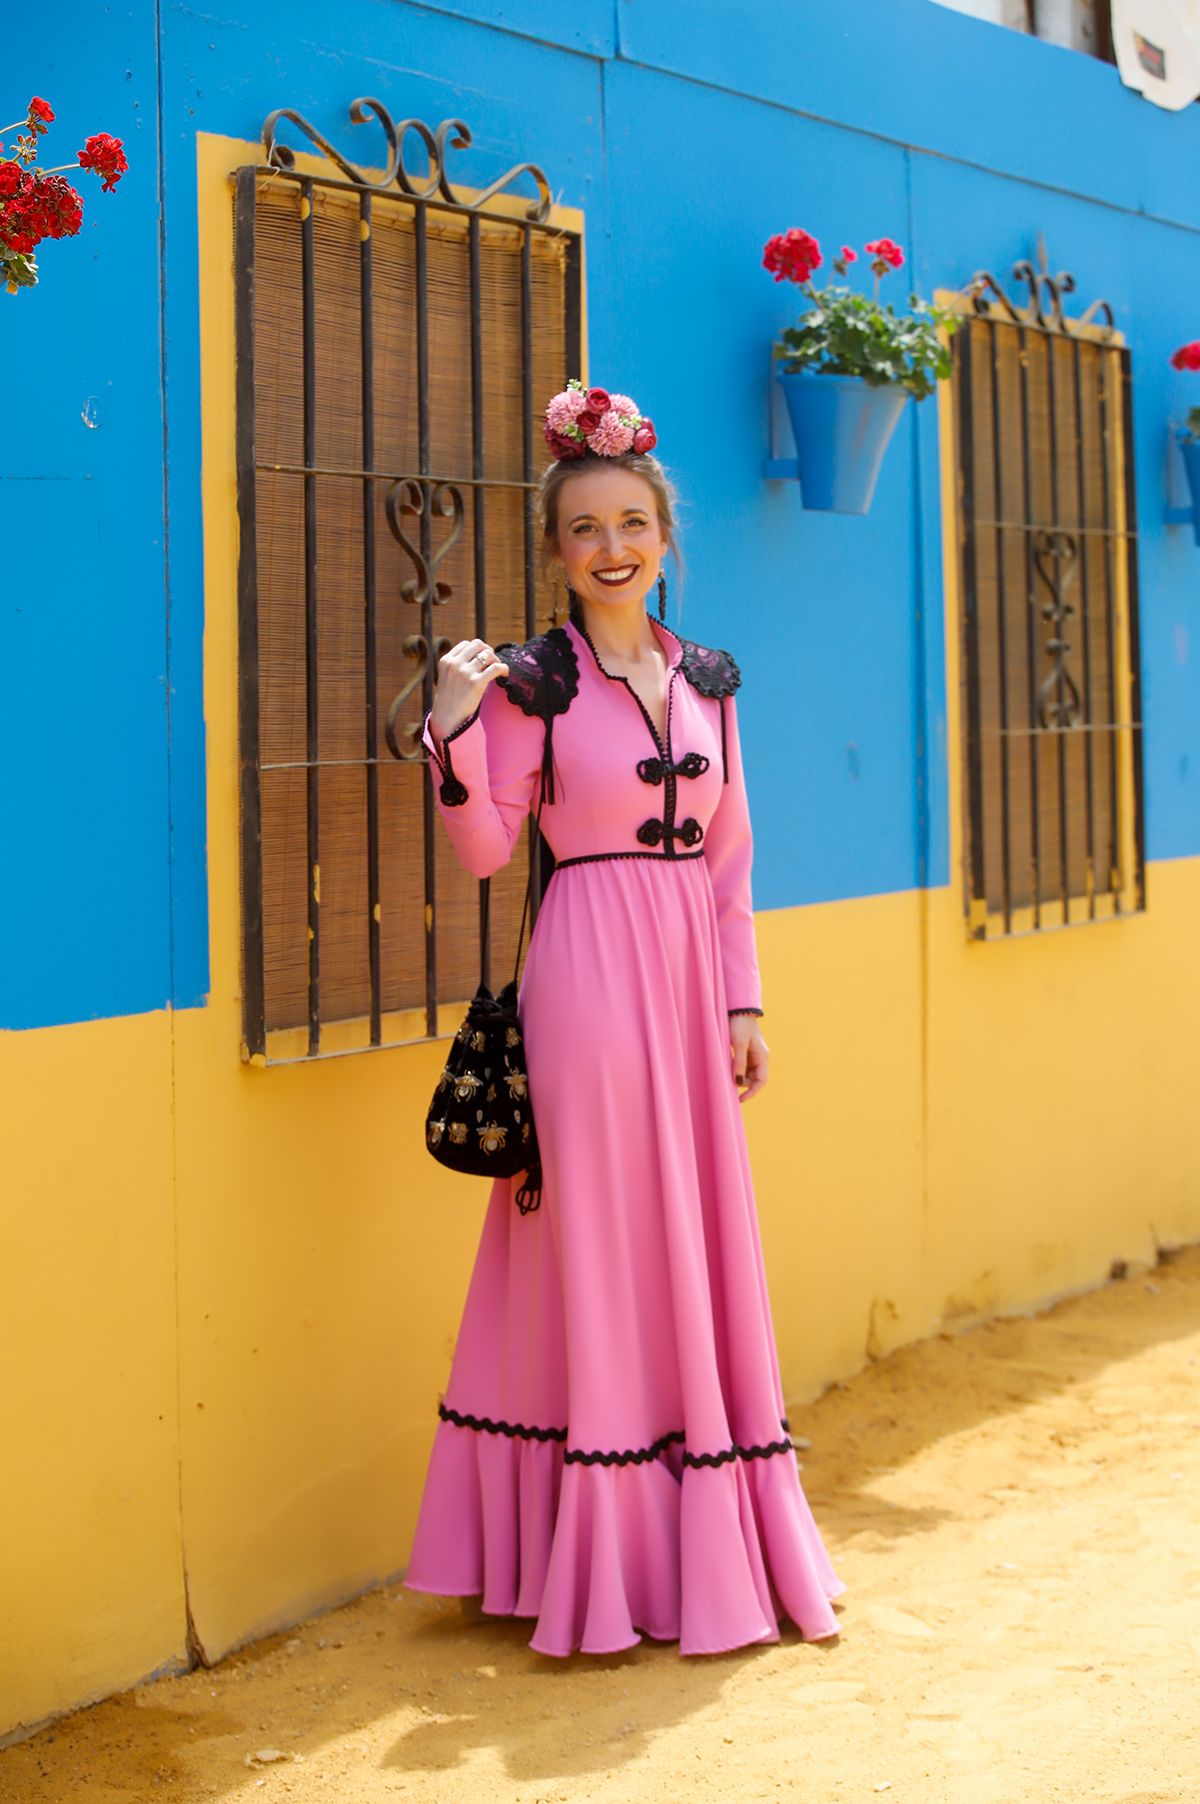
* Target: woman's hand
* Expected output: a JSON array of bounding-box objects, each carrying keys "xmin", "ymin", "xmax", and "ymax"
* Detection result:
[
  {"xmin": 429, "ymin": 638, "xmax": 511, "ymax": 746},
  {"xmin": 730, "ymin": 1016, "xmax": 769, "ymax": 1103}
]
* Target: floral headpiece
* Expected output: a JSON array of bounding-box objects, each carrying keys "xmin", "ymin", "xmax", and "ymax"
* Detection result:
[{"xmin": 542, "ymin": 379, "xmax": 658, "ymax": 461}]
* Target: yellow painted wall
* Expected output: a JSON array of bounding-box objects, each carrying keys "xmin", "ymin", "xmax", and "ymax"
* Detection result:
[
  {"xmin": 3, "ymin": 131, "xmax": 1199, "ymax": 1742},
  {"xmin": 0, "ymin": 1011, "xmax": 187, "ymax": 1736}
]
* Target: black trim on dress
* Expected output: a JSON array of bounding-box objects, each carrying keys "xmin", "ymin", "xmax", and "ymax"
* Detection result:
[{"xmin": 437, "ymin": 1401, "xmax": 795, "ymax": 1468}]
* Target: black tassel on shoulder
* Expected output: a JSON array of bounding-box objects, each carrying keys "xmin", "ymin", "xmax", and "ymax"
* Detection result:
[
  {"xmin": 540, "ymin": 716, "xmax": 557, "ymax": 805},
  {"xmin": 720, "ymin": 694, "xmax": 729, "ymax": 783}
]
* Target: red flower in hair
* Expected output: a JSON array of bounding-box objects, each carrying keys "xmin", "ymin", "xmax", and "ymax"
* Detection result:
[
  {"xmin": 576, "ymin": 409, "xmax": 601, "ymax": 433},
  {"xmin": 632, "ymin": 421, "xmax": 657, "ymax": 454},
  {"xmin": 77, "ymin": 132, "xmax": 128, "ymax": 192},
  {"xmin": 543, "ymin": 422, "xmax": 586, "ymax": 460},
  {"xmin": 584, "ymin": 386, "xmax": 611, "ymax": 414},
  {"xmin": 1170, "ymin": 341, "xmax": 1200, "ymax": 372}
]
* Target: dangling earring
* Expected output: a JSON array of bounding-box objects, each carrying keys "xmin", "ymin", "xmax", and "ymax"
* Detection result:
[
  {"xmin": 657, "ymin": 570, "xmax": 667, "ymax": 623},
  {"xmin": 565, "ymin": 580, "xmax": 580, "ymax": 622}
]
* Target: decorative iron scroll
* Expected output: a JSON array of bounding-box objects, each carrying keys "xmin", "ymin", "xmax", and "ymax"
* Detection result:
[
  {"xmin": 963, "ymin": 235, "xmax": 1116, "ymax": 339},
  {"xmin": 382, "ymin": 478, "xmax": 464, "ymax": 759},
  {"xmin": 1033, "ymin": 530, "xmax": 1083, "ymax": 730},
  {"xmin": 260, "ymin": 100, "xmax": 552, "ymax": 221},
  {"xmin": 386, "ymin": 634, "xmax": 452, "ymax": 763},
  {"xmin": 384, "ymin": 478, "xmax": 464, "ymax": 607}
]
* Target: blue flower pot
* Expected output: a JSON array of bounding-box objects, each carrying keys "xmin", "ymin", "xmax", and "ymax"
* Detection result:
[
  {"xmin": 1177, "ymin": 431, "xmax": 1200, "ymax": 546},
  {"xmin": 777, "ymin": 369, "xmax": 911, "ymax": 514}
]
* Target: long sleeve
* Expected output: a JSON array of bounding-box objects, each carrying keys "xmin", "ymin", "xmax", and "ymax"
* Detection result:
[
  {"xmin": 423, "ymin": 678, "xmax": 544, "ymax": 879},
  {"xmin": 701, "ymin": 693, "xmax": 763, "ymax": 1014}
]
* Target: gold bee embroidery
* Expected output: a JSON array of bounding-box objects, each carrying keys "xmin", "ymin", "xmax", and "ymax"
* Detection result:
[
  {"xmin": 448, "ymin": 1121, "xmax": 467, "ymax": 1146},
  {"xmin": 427, "ymin": 1119, "xmax": 446, "ymax": 1149},
  {"xmin": 477, "ymin": 1121, "xmax": 508, "ymax": 1154},
  {"xmin": 453, "ymin": 1072, "xmax": 483, "ymax": 1101},
  {"xmin": 505, "ymin": 1026, "xmax": 520, "ymax": 1048},
  {"xmin": 504, "ymin": 1071, "xmax": 528, "ymax": 1100}
]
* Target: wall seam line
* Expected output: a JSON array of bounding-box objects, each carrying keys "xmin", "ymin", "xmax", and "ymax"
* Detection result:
[{"xmin": 154, "ymin": 0, "xmax": 202, "ymax": 1670}]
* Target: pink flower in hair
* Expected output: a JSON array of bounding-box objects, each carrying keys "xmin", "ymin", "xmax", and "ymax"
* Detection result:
[
  {"xmin": 607, "ymin": 392, "xmax": 639, "ymax": 421},
  {"xmin": 544, "ymin": 386, "xmax": 588, "ymax": 433},
  {"xmin": 588, "ymin": 409, "xmax": 636, "ymax": 456}
]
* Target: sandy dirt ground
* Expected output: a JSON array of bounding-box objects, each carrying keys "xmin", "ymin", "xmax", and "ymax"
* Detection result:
[{"xmin": 5, "ymin": 1244, "xmax": 1200, "ymax": 1804}]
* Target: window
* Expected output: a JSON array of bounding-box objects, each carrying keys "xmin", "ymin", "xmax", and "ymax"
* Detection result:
[
  {"xmin": 929, "ymin": 0, "xmax": 1115, "ymax": 60},
  {"xmin": 949, "ymin": 249, "xmax": 1145, "ymax": 939},
  {"xmin": 233, "ymin": 108, "xmax": 582, "ymax": 1062}
]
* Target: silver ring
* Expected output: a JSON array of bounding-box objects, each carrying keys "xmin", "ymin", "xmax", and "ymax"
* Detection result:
[{"xmin": 474, "ymin": 649, "xmax": 489, "ymax": 665}]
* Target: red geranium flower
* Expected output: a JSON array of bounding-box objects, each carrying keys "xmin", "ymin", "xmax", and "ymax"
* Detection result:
[
  {"xmin": 762, "ymin": 227, "xmax": 823, "ymax": 286},
  {"xmin": 1170, "ymin": 341, "xmax": 1200, "ymax": 372},
  {"xmin": 840, "ymin": 245, "xmax": 858, "ymax": 263},
  {"xmin": 866, "ymin": 237, "xmax": 905, "ymax": 270},
  {"xmin": 0, "ymin": 170, "xmax": 83, "ymax": 250},
  {"xmin": 76, "ymin": 132, "xmax": 127, "ymax": 192},
  {"xmin": 1, "ymin": 101, "xmax": 129, "ymax": 294}
]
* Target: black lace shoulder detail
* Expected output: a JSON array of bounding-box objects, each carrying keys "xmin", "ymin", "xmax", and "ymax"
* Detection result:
[
  {"xmin": 678, "ymin": 636, "xmax": 742, "ymax": 700},
  {"xmin": 494, "ymin": 624, "xmax": 580, "ymax": 721}
]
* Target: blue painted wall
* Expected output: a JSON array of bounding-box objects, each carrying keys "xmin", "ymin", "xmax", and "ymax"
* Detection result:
[{"xmin": 5, "ymin": 0, "xmax": 1200, "ymax": 1029}]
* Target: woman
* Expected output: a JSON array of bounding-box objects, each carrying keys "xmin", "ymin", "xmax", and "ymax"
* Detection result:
[{"xmin": 404, "ymin": 382, "xmax": 846, "ymax": 1656}]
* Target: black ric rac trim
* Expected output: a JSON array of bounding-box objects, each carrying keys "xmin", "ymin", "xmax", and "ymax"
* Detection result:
[
  {"xmin": 439, "ymin": 1403, "xmax": 566, "ymax": 1444},
  {"xmin": 438, "ymin": 1402, "xmax": 794, "ymax": 1467}
]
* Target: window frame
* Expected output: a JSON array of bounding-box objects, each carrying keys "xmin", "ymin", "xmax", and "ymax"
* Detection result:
[
  {"xmin": 943, "ymin": 255, "xmax": 1146, "ymax": 941},
  {"xmin": 232, "ymin": 109, "xmax": 584, "ymax": 1064}
]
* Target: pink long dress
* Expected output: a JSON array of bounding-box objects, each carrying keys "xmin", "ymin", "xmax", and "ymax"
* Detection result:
[{"xmin": 403, "ymin": 611, "xmax": 846, "ymax": 1656}]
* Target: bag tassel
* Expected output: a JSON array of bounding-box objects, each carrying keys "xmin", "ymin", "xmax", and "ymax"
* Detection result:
[{"xmin": 514, "ymin": 1160, "xmax": 543, "ymax": 1215}]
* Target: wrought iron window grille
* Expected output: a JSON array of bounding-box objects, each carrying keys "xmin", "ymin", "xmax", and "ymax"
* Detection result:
[
  {"xmin": 234, "ymin": 101, "xmax": 583, "ymax": 1063},
  {"xmin": 950, "ymin": 239, "xmax": 1146, "ymax": 940}
]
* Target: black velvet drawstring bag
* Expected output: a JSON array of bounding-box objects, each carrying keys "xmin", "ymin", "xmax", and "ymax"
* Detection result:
[{"xmin": 424, "ymin": 792, "xmax": 546, "ymax": 1216}]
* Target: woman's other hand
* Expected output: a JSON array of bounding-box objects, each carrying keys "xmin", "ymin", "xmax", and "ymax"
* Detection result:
[
  {"xmin": 429, "ymin": 639, "xmax": 511, "ymax": 746},
  {"xmin": 730, "ymin": 1017, "xmax": 769, "ymax": 1103}
]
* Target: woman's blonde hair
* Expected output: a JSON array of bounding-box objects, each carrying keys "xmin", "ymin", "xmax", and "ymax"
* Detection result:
[{"xmin": 535, "ymin": 451, "xmax": 686, "ymax": 607}]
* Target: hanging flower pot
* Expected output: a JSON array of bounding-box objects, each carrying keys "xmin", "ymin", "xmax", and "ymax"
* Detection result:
[
  {"xmin": 1168, "ymin": 342, "xmax": 1200, "ymax": 545},
  {"xmin": 1174, "ymin": 430, "xmax": 1200, "ymax": 545},
  {"xmin": 762, "ymin": 229, "xmax": 959, "ymax": 514},
  {"xmin": 776, "ymin": 367, "xmax": 910, "ymax": 515}
]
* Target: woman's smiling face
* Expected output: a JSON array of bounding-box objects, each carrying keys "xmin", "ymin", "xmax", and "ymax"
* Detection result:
[{"xmin": 553, "ymin": 463, "xmax": 668, "ymax": 612}]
